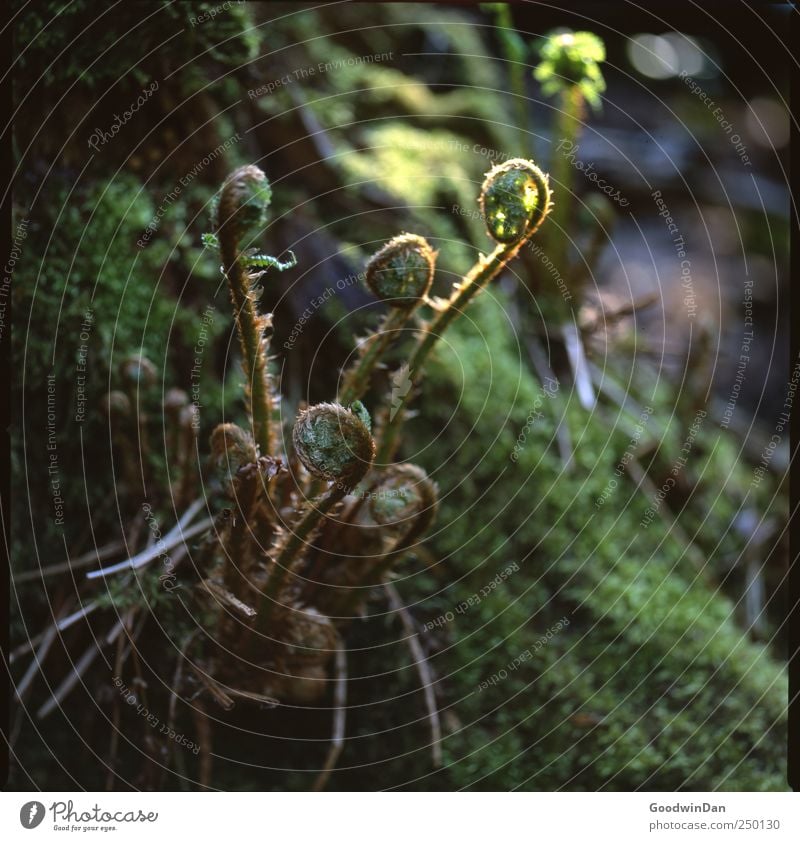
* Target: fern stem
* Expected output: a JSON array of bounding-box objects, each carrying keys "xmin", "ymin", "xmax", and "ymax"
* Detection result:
[
  {"xmin": 220, "ymin": 240, "xmax": 274, "ymax": 456},
  {"xmin": 548, "ymin": 85, "xmax": 584, "ymax": 278},
  {"xmin": 337, "ymin": 307, "xmax": 410, "ymax": 406},
  {"xmin": 256, "ymin": 484, "xmax": 347, "ymax": 632}
]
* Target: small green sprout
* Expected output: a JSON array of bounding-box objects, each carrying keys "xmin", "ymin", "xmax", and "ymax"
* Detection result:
[{"xmin": 535, "ymin": 30, "xmax": 606, "ymax": 110}]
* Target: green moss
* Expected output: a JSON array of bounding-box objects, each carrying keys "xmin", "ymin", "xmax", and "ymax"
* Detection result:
[
  {"xmin": 12, "ymin": 172, "xmax": 225, "ymax": 559},
  {"xmin": 15, "ymin": 0, "xmax": 259, "ymax": 92},
  {"xmin": 397, "ymin": 289, "xmax": 788, "ymax": 790}
]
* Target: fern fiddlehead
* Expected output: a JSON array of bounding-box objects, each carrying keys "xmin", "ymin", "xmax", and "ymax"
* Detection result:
[
  {"xmin": 337, "ymin": 234, "xmax": 436, "ymax": 407},
  {"xmin": 256, "ymin": 402, "xmax": 376, "ymax": 630},
  {"xmin": 334, "ymin": 463, "xmax": 439, "ymax": 618}
]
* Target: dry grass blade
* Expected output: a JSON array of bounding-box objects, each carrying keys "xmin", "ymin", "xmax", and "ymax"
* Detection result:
[
  {"xmin": 10, "ymin": 600, "xmax": 97, "ymax": 664},
  {"xmin": 192, "ymin": 701, "xmax": 214, "ymax": 789},
  {"xmin": 86, "ymin": 517, "xmax": 212, "ymax": 579},
  {"xmin": 189, "ymin": 664, "xmax": 235, "ymax": 710},
  {"xmin": 37, "ymin": 642, "xmax": 102, "ymax": 719},
  {"xmin": 15, "ymin": 621, "xmax": 59, "ymax": 701},
  {"xmin": 386, "ymin": 582, "xmax": 442, "ymax": 768},
  {"xmin": 14, "ymin": 539, "xmax": 127, "ymax": 583},
  {"xmin": 313, "ymin": 641, "xmax": 348, "ymax": 791}
]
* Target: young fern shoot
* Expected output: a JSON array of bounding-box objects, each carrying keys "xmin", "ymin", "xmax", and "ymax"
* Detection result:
[
  {"xmin": 535, "ymin": 31, "xmax": 606, "ymax": 286},
  {"xmin": 337, "ymin": 234, "xmax": 436, "ymax": 406},
  {"xmin": 210, "ymin": 165, "xmax": 296, "ymax": 456},
  {"xmin": 377, "ymin": 157, "xmax": 553, "ymax": 462}
]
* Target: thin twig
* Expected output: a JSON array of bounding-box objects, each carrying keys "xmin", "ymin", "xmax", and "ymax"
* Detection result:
[
  {"xmin": 86, "ymin": 516, "xmax": 211, "ymax": 579},
  {"xmin": 9, "ymin": 600, "xmax": 97, "ymax": 664},
  {"xmin": 168, "ymin": 631, "xmax": 199, "ymax": 730},
  {"xmin": 525, "ymin": 333, "xmax": 574, "ymax": 470},
  {"xmin": 189, "ymin": 664, "xmax": 235, "ymax": 710},
  {"xmin": 581, "ymin": 291, "xmax": 659, "ymax": 334},
  {"xmin": 193, "ymin": 701, "xmax": 213, "ymax": 789},
  {"xmin": 385, "ymin": 583, "xmax": 443, "ymax": 768},
  {"xmin": 201, "ymin": 579, "xmax": 257, "ymax": 620},
  {"xmin": 106, "ymin": 618, "xmax": 129, "ymax": 791},
  {"xmin": 14, "ymin": 621, "xmax": 59, "ymax": 701},
  {"xmin": 561, "ymin": 322, "xmax": 596, "ymax": 410},
  {"xmin": 14, "ymin": 539, "xmax": 127, "ymax": 583},
  {"xmin": 313, "ymin": 641, "xmax": 348, "ymax": 791},
  {"xmin": 37, "ymin": 642, "xmax": 101, "ymax": 719}
]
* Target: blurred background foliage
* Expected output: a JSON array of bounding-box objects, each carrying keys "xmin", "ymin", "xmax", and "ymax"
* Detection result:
[{"xmin": 11, "ymin": 1, "xmax": 790, "ymax": 790}]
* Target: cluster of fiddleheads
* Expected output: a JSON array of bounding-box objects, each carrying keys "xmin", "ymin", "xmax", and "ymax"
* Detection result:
[{"xmin": 87, "ymin": 157, "xmax": 551, "ymax": 712}]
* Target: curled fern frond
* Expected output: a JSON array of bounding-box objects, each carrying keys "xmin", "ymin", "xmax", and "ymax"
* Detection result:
[
  {"xmin": 365, "ymin": 233, "xmax": 436, "ymax": 308},
  {"xmin": 215, "ymin": 164, "xmax": 272, "ymax": 240},
  {"xmin": 120, "ymin": 352, "xmax": 157, "ymax": 388},
  {"xmin": 334, "ymin": 463, "xmax": 439, "ymax": 618},
  {"xmin": 479, "ymin": 158, "xmax": 552, "ymax": 244},
  {"xmin": 102, "ymin": 389, "xmax": 131, "ymax": 417},
  {"xmin": 210, "ymin": 422, "xmax": 257, "ymax": 472},
  {"xmin": 241, "ymin": 248, "xmax": 297, "ymax": 273},
  {"xmin": 292, "ymin": 402, "xmax": 375, "ymax": 488},
  {"xmin": 164, "ymin": 388, "xmax": 189, "ymax": 416},
  {"xmin": 368, "ymin": 463, "xmax": 437, "ymax": 529},
  {"xmin": 256, "ymin": 404, "xmax": 376, "ymax": 630}
]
